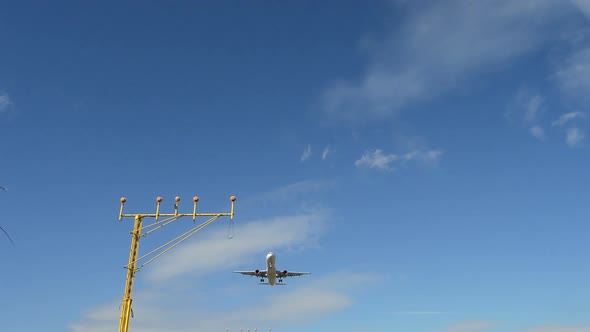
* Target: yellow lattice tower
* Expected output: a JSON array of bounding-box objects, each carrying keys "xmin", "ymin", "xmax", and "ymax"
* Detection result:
[{"xmin": 117, "ymin": 195, "xmax": 236, "ymax": 332}]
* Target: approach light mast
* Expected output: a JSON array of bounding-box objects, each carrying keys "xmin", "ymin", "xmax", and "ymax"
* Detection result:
[{"xmin": 117, "ymin": 195, "xmax": 236, "ymax": 332}]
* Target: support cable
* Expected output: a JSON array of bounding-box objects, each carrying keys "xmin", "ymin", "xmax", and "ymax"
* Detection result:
[
  {"xmin": 227, "ymin": 218, "xmax": 235, "ymax": 239},
  {"xmin": 137, "ymin": 215, "xmax": 221, "ymax": 270},
  {"xmin": 141, "ymin": 216, "xmax": 182, "ymax": 235},
  {"xmin": 129, "ymin": 214, "xmax": 222, "ymax": 270}
]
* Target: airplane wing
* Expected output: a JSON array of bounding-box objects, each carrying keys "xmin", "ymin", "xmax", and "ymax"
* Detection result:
[
  {"xmin": 233, "ymin": 270, "xmax": 267, "ymax": 278},
  {"xmin": 276, "ymin": 271, "xmax": 311, "ymax": 277}
]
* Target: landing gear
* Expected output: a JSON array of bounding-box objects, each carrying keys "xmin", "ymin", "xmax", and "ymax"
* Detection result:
[
  {"xmin": 260, "ymin": 278, "xmax": 265, "ymax": 282},
  {"xmin": 278, "ymin": 279, "xmax": 283, "ymax": 283}
]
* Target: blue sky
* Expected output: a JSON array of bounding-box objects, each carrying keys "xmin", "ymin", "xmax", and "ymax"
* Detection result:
[{"xmin": 1, "ymin": 1, "xmax": 590, "ymax": 331}]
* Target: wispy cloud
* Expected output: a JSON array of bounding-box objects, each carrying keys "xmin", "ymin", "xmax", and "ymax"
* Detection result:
[
  {"xmin": 226, "ymin": 287, "xmax": 351, "ymax": 323},
  {"xmin": 506, "ymin": 91, "xmax": 548, "ymax": 138},
  {"xmin": 508, "ymin": 92, "xmax": 558, "ymax": 140},
  {"xmin": 546, "ymin": 112, "xmax": 587, "ymax": 146},
  {"xmin": 393, "ymin": 310, "xmax": 445, "ymax": 315},
  {"xmin": 70, "ymin": 270, "xmax": 375, "ymax": 332},
  {"xmin": 0, "ymin": 93, "xmax": 12, "ymax": 112},
  {"xmin": 524, "ymin": 324, "xmax": 590, "ymax": 332},
  {"xmin": 566, "ymin": 127, "xmax": 585, "ymax": 147},
  {"xmin": 354, "ymin": 149, "xmax": 399, "ymax": 171},
  {"xmin": 354, "ymin": 149, "xmax": 443, "ymax": 172},
  {"xmin": 247, "ymin": 179, "xmax": 332, "ymax": 208},
  {"xmin": 321, "ymin": 145, "xmax": 331, "ymax": 160},
  {"xmin": 571, "ymin": 0, "xmax": 590, "ymax": 18},
  {"xmin": 441, "ymin": 320, "xmax": 498, "ymax": 332},
  {"xmin": 300, "ymin": 144, "xmax": 312, "ymax": 162},
  {"xmin": 530, "ymin": 125, "xmax": 546, "ymax": 140},
  {"xmin": 524, "ymin": 94, "xmax": 544, "ymax": 123},
  {"xmin": 145, "ymin": 212, "xmax": 327, "ymax": 283},
  {"xmin": 556, "ymin": 46, "xmax": 590, "ymax": 100},
  {"xmin": 552, "ymin": 111, "xmax": 586, "ymax": 127},
  {"xmin": 402, "ymin": 150, "xmax": 444, "ymax": 163},
  {"xmin": 322, "ymin": 0, "xmax": 570, "ymax": 121}
]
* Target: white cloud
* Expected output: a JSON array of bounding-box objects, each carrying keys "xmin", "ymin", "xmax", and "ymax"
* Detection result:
[
  {"xmin": 571, "ymin": 0, "xmax": 590, "ymax": 18},
  {"xmin": 441, "ymin": 320, "xmax": 498, "ymax": 332},
  {"xmin": 354, "ymin": 148, "xmax": 443, "ymax": 171},
  {"xmin": 546, "ymin": 112, "xmax": 587, "ymax": 146},
  {"xmin": 70, "ymin": 271, "xmax": 375, "ymax": 332},
  {"xmin": 227, "ymin": 287, "xmax": 350, "ymax": 322},
  {"xmin": 322, "ymin": 0, "xmax": 570, "ymax": 121},
  {"xmin": 530, "ymin": 125, "xmax": 546, "ymax": 139},
  {"xmin": 506, "ymin": 93, "xmax": 554, "ymax": 140},
  {"xmin": 556, "ymin": 46, "xmax": 590, "ymax": 99},
  {"xmin": 525, "ymin": 324, "xmax": 590, "ymax": 332},
  {"xmin": 354, "ymin": 149, "xmax": 399, "ymax": 171},
  {"xmin": 145, "ymin": 212, "xmax": 327, "ymax": 283},
  {"xmin": 300, "ymin": 144, "xmax": 311, "ymax": 162},
  {"xmin": 0, "ymin": 93, "xmax": 12, "ymax": 112},
  {"xmin": 321, "ymin": 145, "xmax": 331, "ymax": 160},
  {"xmin": 249, "ymin": 179, "xmax": 331, "ymax": 205},
  {"xmin": 401, "ymin": 150, "xmax": 444, "ymax": 163},
  {"xmin": 566, "ymin": 127, "xmax": 585, "ymax": 146},
  {"xmin": 552, "ymin": 111, "xmax": 586, "ymax": 126},
  {"xmin": 524, "ymin": 95, "xmax": 544, "ymax": 123},
  {"xmin": 505, "ymin": 91, "xmax": 547, "ymax": 127},
  {"xmin": 393, "ymin": 311, "xmax": 445, "ymax": 315}
]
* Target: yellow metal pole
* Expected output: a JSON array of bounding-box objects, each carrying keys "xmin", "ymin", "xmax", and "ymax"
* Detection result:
[
  {"xmin": 116, "ymin": 195, "xmax": 236, "ymax": 332},
  {"xmin": 118, "ymin": 215, "xmax": 143, "ymax": 332}
]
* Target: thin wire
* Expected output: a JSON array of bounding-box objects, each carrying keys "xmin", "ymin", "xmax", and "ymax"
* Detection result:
[
  {"xmin": 227, "ymin": 219, "xmax": 234, "ymax": 239},
  {"xmin": 0, "ymin": 225, "xmax": 14, "ymax": 246},
  {"xmin": 139, "ymin": 215, "xmax": 220, "ymax": 268},
  {"xmin": 140, "ymin": 215, "xmax": 180, "ymax": 231},
  {"xmin": 134, "ymin": 222, "xmax": 202, "ymax": 264},
  {"xmin": 141, "ymin": 215, "xmax": 178, "ymax": 229},
  {"xmin": 134, "ymin": 215, "xmax": 218, "ymax": 263},
  {"xmin": 137, "ymin": 215, "xmax": 222, "ymax": 269},
  {"xmin": 0, "ymin": 186, "xmax": 12, "ymax": 246},
  {"xmin": 142, "ymin": 216, "xmax": 181, "ymax": 235}
]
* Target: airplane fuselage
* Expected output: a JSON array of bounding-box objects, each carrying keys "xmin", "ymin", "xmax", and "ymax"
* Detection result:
[{"xmin": 266, "ymin": 252, "xmax": 277, "ymax": 286}]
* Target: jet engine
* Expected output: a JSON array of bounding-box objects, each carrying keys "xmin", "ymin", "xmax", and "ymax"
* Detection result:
[
  {"xmin": 282, "ymin": 270, "xmax": 288, "ymax": 277},
  {"xmin": 255, "ymin": 269, "xmax": 260, "ymax": 276}
]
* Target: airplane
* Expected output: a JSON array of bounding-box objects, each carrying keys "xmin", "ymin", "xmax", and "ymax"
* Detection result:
[{"xmin": 233, "ymin": 251, "xmax": 311, "ymax": 286}]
